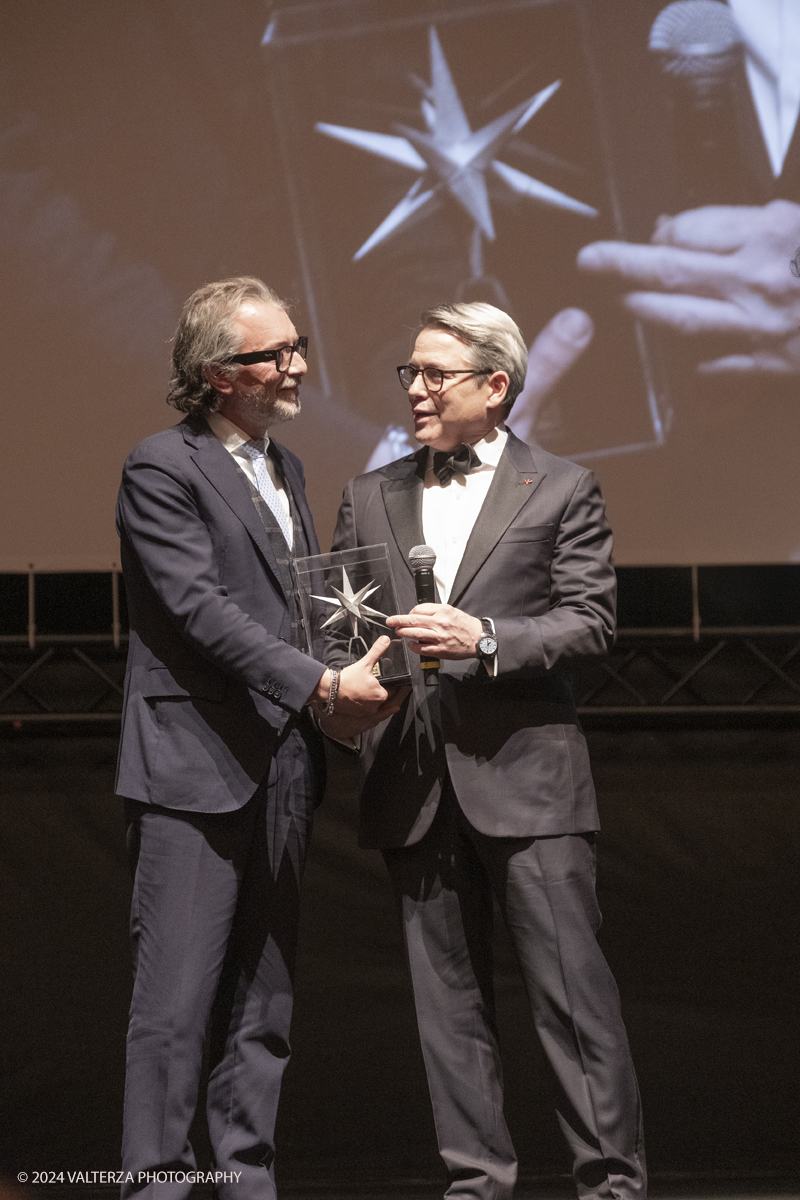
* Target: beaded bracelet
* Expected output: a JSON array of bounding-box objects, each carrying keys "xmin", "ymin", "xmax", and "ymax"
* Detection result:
[{"xmin": 324, "ymin": 668, "xmax": 341, "ymax": 717}]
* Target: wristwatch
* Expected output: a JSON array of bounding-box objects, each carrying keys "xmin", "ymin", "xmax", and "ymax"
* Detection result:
[{"xmin": 476, "ymin": 617, "xmax": 498, "ymax": 660}]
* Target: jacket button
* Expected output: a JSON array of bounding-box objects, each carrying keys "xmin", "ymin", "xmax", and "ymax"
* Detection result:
[{"xmin": 261, "ymin": 684, "xmax": 269, "ymax": 693}]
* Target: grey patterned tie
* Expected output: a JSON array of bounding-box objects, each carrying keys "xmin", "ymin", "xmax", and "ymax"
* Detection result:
[{"xmin": 241, "ymin": 439, "xmax": 294, "ymax": 548}]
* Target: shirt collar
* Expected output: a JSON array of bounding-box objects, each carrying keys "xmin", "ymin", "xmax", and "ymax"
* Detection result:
[
  {"xmin": 473, "ymin": 424, "xmax": 507, "ymax": 467},
  {"xmin": 206, "ymin": 410, "xmax": 271, "ymax": 454}
]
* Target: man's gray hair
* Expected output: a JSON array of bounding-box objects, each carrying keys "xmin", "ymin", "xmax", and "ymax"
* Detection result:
[
  {"xmin": 167, "ymin": 277, "xmax": 288, "ymax": 419},
  {"xmin": 419, "ymin": 301, "xmax": 528, "ymax": 414}
]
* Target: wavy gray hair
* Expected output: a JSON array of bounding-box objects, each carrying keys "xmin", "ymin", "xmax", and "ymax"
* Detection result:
[
  {"xmin": 418, "ymin": 301, "xmax": 528, "ymax": 414},
  {"xmin": 167, "ymin": 277, "xmax": 288, "ymax": 418}
]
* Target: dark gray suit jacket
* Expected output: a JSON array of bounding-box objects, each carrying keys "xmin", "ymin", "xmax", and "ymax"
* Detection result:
[
  {"xmin": 115, "ymin": 416, "xmax": 326, "ymax": 814},
  {"xmin": 331, "ymin": 431, "xmax": 615, "ymax": 848}
]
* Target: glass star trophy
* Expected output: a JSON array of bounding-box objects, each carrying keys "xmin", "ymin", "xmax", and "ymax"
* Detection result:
[{"xmin": 294, "ymin": 543, "xmax": 411, "ymax": 685}]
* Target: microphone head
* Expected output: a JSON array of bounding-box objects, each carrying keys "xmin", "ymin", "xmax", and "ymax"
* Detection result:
[
  {"xmin": 650, "ymin": 1, "xmax": 742, "ymax": 79},
  {"xmin": 409, "ymin": 544, "xmax": 436, "ymax": 571}
]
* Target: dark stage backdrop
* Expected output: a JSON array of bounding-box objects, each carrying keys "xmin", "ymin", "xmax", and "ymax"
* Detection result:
[
  {"xmin": 1, "ymin": 731, "xmax": 797, "ymax": 1182},
  {"xmin": 2, "ymin": 0, "xmax": 800, "ymax": 569}
]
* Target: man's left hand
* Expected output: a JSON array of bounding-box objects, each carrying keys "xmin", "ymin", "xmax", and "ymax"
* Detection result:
[
  {"xmin": 387, "ymin": 604, "xmax": 482, "ymax": 660},
  {"xmin": 319, "ymin": 685, "xmax": 410, "ymax": 742}
]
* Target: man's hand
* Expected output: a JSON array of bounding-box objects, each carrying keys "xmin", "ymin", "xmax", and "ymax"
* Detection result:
[
  {"xmin": 577, "ymin": 200, "xmax": 800, "ymax": 374},
  {"xmin": 307, "ymin": 635, "xmax": 408, "ymax": 721},
  {"xmin": 506, "ymin": 307, "xmax": 594, "ymax": 444},
  {"xmin": 387, "ymin": 604, "xmax": 482, "ymax": 660},
  {"xmin": 319, "ymin": 685, "xmax": 410, "ymax": 742}
]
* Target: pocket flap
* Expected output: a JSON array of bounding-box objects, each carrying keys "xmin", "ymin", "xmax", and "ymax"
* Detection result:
[
  {"xmin": 143, "ymin": 666, "xmax": 227, "ymax": 702},
  {"xmin": 501, "ymin": 523, "xmax": 555, "ymax": 543}
]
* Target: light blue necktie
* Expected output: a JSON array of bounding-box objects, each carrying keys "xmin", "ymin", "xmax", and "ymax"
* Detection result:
[{"xmin": 241, "ymin": 439, "xmax": 294, "ymax": 548}]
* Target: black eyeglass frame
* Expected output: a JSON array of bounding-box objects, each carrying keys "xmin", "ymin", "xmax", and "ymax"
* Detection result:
[
  {"xmin": 223, "ymin": 337, "xmax": 309, "ymax": 370},
  {"xmin": 396, "ymin": 364, "xmax": 487, "ymax": 392}
]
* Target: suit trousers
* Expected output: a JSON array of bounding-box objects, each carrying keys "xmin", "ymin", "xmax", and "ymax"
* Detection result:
[
  {"xmin": 121, "ymin": 719, "xmax": 319, "ymax": 1200},
  {"xmin": 383, "ymin": 783, "xmax": 646, "ymax": 1200}
]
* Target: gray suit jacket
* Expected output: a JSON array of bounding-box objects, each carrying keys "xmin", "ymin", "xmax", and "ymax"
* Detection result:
[
  {"xmin": 331, "ymin": 431, "xmax": 615, "ymax": 848},
  {"xmin": 115, "ymin": 417, "xmax": 326, "ymax": 813}
]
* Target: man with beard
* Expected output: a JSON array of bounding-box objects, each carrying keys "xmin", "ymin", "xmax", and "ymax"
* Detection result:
[{"xmin": 115, "ymin": 277, "xmax": 400, "ymax": 1198}]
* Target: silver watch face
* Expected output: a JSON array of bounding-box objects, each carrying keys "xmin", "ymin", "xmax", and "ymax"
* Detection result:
[{"xmin": 478, "ymin": 634, "xmax": 498, "ymax": 658}]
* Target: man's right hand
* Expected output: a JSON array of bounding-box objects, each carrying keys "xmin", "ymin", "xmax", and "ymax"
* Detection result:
[{"xmin": 308, "ymin": 635, "xmax": 410, "ymax": 731}]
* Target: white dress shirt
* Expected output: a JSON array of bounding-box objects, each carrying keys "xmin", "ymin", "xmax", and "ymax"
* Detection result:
[
  {"xmin": 206, "ymin": 411, "xmax": 293, "ymax": 548},
  {"xmin": 729, "ymin": 0, "xmax": 800, "ymax": 177},
  {"xmin": 421, "ymin": 425, "xmax": 506, "ymax": 674},
  {"xmin": 422, "ymin": 425, "xmax": 507, "ymax": 603}
]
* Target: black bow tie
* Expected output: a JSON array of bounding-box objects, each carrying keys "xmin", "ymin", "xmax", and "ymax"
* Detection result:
[{"xmin": 432, "ymin": 443, "xmax": 482, "ymax": 485}]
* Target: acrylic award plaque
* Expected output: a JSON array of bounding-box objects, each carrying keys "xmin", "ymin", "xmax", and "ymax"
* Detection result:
[{"xmin": 294, "ymin": 543, "xmax": 411, "ymax": 685}]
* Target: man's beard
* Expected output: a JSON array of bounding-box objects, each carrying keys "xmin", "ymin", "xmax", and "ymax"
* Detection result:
[{"xmin": 238, "ymin": 381, "xmax": 301, "ymax": 427}]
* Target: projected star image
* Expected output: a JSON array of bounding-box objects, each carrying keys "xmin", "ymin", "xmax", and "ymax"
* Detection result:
[
  {"xmin": 311, "ymin": 567, "xmax": 387, "ymax": 638},
  {"xmin": 316, "ymin": 25, "xmax": 598, "ymax": 262}
]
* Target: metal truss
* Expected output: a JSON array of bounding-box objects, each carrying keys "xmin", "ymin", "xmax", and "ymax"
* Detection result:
[
  {"xmin": 0, "ymin": 636, "xmax": 127, "ymax": 724},
  {"xmin": 573, "ymin": 628, "xmax": 800, "ymax": 715},
  {"xmin": 2, "ymin": 629, "xmax": 800, "ymax": 725}
]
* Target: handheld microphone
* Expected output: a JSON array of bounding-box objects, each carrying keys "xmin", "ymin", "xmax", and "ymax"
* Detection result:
[
  {"xmin": 649, "ymin": 1, "xmax": 746, "ymax": 208},
  {"xmin": 408, "ymin": 545, "xmax": 439, "ymax": 684}
]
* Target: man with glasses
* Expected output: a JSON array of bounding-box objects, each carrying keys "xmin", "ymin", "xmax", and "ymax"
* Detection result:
[
  {"xmin": 115, "ymin": 277, "xmax": 402, "ymax": 1199},
  {"xmin": 325, "ymin": 301, "xmax": 646, "ymax": 1200}
]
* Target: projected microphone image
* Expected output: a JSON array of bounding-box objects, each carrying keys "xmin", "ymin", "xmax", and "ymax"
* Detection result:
[{"xmin": 649, "ymin": 0, "xmax": 747, "ymax": 207}]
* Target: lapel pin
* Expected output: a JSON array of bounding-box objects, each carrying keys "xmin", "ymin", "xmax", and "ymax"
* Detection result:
[{"xmin": 523, "ymin": 477, "xmax": 532, "ymax": 485}]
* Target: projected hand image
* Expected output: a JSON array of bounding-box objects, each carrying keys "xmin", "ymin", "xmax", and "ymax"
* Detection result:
[
  {"xmin": 577, "ymin": 200, "xmax": 800, "ymax": 375},
  {"xmin": 507, "ymin": 307, "xmax": 594, "ymax": 444}
]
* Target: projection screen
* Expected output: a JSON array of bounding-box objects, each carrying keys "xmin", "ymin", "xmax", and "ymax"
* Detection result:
[{"xmin": 2, "ymin": 0, "xmax": 799, "ymax": 569}]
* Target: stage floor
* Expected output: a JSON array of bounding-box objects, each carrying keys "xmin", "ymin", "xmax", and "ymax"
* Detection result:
[{"xmin": 1, "ymin": 729, "xmax": 798, "ymax": 1187}]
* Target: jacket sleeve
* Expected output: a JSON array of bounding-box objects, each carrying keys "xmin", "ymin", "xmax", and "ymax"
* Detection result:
[
  {"xmin": 117, "ymin": 446, "xmax": 326, "ymax": 713},
  {"xmin": 491, "ymin": 468, "xmax": 616, "ymax": 675}
]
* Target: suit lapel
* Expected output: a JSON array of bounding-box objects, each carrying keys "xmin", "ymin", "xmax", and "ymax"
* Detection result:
[
  {"xmin": 183, "ymin": 420, "xmax": 286, "ymax": 594},
  {"xmin": 380, "ymin": 450, "xmax": 427, "ymax": 580},
  {"xmin": 448, "ymin": 431, "xmax": 546, "ymax": 606},
  {"xmin": 379, "ymin": 451, "xmax": 429, "ymax": 580},
  {"xmin": 730, "ymin": 56, "xmax": 777, "ymax": 202},
  {"xmin": 775, "ymin": 111, "xmax": 800, "ymax": 202}
]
